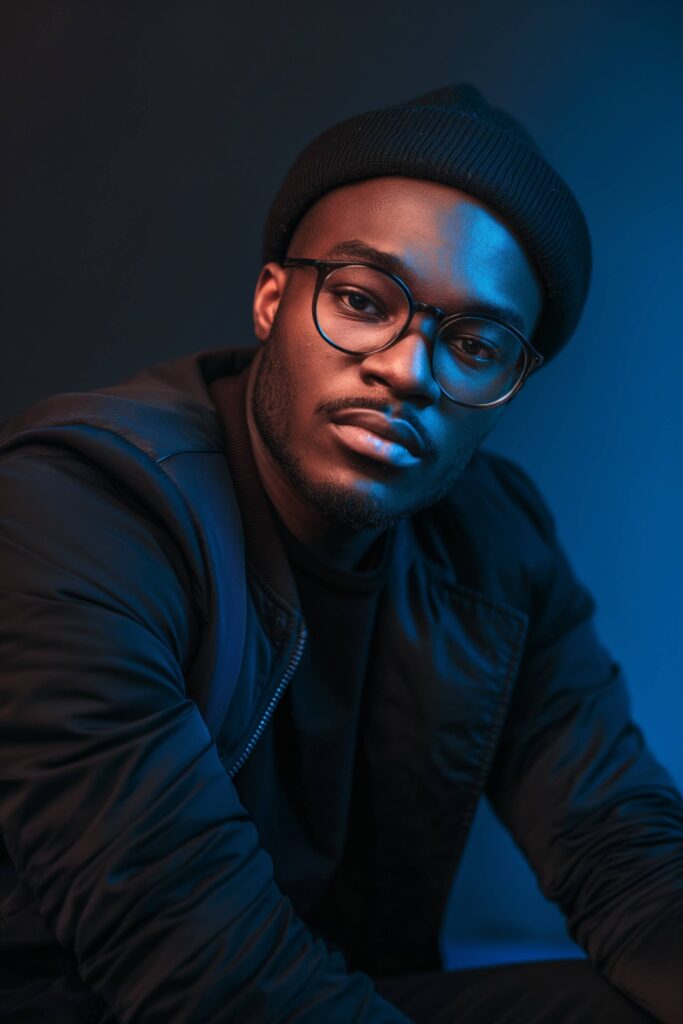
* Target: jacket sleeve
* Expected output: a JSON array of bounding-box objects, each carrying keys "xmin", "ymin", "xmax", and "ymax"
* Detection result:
[
  {"xmin": 0, "ymin": 442, "xmax": 411, "ymax": 1024},
  {"xmin": 484, "ymin": 458, "xmax": 683, "ymax": 1024}
]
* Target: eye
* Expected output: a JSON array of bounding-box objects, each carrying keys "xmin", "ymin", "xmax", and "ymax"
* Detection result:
[
  {"xmin": 334, "ymin": 288, "xmax": 386, "ymax": 319},
  {"xmin": 448, "ymin": 334, "xmax": 499, "ymax": 362}
]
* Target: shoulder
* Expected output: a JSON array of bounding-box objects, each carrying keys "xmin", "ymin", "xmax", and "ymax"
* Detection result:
[
  {"xmin": 0, "ymin": 348, "xmax": 230, "ymax": 466},
  {"xmin": 0, "ymin": 347, "xmax": 252, "ymax": 618},
  {"xmin": 451, "ymin": 447, "xmax": 555, "ymax": 532},
  {"xmin": 415, "ymin": 448, "xmax": 584, "ymax": 616},
  {"xmin": 424, "ymin": 446, "xmax": 558, "ymax": 554},
  {"xmin": 0, "ymin": 347, "xmax": 250, "ymax": 552}
]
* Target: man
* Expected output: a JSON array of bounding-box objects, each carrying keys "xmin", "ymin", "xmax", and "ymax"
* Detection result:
[{"xmin": 0, "ymin": 84, "xmax": 681, "ymax": 1023}]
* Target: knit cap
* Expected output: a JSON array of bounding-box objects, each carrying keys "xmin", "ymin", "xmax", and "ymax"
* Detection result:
[{"xmin": 262, "ymin": 84, "xmax": 592, "ymax": 360}]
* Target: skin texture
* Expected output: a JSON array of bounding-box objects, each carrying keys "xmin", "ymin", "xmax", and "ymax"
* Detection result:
[{"xmin": 246, "ymin": 176, "xmax": 543, "ymax": 571}]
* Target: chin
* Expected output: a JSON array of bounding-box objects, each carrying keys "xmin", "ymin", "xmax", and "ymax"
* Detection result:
[
  {"xmin": 296, "ymin": 463, "xmax": 467, "ymax": 530},
  {"xmin": 294, "ymin": 474, "xmax": 403, "ymax": 530}
]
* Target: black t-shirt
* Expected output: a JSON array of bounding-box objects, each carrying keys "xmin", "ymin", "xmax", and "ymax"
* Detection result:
[{"xmin": 233, "ymin": 503, "xmax": 395, "ymax": 931}]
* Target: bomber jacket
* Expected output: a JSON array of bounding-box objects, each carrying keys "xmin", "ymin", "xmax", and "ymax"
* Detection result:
[{"xmin": 0, "ymin": 344, "xmax": 681, "ymax": 1024}]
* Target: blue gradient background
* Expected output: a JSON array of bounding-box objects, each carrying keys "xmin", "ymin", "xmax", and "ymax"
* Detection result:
[{"xmin": 2, "ymin": 0, "xmax": 682, "ymax": 969}]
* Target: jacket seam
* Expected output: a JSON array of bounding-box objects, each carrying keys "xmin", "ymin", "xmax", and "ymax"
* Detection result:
[{"xmin": 156, "ymin": 447, "xmax": 224, "ymax": 464}]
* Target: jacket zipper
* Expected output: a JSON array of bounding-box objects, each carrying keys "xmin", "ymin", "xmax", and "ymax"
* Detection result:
[{"xmin": 227, "ymin": 621, "xmax": 307, "ymax": 778}]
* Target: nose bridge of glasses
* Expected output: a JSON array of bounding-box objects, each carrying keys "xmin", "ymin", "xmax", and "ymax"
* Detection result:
[
  {"xmin": 399, "ymin": 301, "xmax": 444, "ymax": 346},
  {"xmin": 413, "ymin": 299, "xmax": 447, "ymax": 322}
]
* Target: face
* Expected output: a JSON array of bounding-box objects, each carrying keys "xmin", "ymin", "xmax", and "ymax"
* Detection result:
[{"xmin": 250, "ymin": 176, "xmax": 543, "ymax": 533}]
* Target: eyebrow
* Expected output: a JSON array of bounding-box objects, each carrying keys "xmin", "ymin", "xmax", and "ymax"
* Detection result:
[{"xmin": 320, "ymin": 239, "xmax": 529, "ymax": 336}]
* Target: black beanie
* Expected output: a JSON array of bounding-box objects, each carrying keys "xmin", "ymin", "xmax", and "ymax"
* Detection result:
[{"xmin": 262, "ymin": 84, "xmax": 592, "ymax": 361}]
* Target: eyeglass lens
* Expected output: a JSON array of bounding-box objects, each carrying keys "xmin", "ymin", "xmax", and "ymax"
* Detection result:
[{"xmin": 316, "ymin": 265, "xmax": 527, "ymax": 405}]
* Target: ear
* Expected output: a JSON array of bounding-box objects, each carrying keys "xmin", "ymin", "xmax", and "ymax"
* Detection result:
[{"xmin": 252, "ymin": 262, "xmax": 289, "ymax": 342}]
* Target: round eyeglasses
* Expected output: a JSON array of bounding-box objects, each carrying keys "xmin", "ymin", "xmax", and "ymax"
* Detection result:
[{"xmin": 282, "ymin": 257, "xmax": 544, "ymax": 409}]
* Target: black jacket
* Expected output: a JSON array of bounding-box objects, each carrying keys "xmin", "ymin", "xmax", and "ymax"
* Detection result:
[{"xmin": 0, "ymin": 345, "xmax": 681, "ymax": 1023}]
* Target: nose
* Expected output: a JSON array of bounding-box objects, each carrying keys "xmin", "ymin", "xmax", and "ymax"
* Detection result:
[{"xmin": 357, "ymin": 311, "xmax": 443, "ymax": 403}]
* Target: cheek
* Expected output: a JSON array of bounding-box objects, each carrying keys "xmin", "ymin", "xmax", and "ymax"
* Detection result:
[
  {"xmin": 279, "ymin": 307, "xmax": 329, "ymax": 376},
  {"xmin": 280, "ymin": 308, "xmax": 353, "ymax": 403},
  {"xmin": 274, "ymin": 332, "xmax": 331, "ymax": 435}
]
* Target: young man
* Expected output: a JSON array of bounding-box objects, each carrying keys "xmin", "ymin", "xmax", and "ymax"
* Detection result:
[{"xmin": 0, "ymin": 85, "xmax": 680, "ymax": 1023}]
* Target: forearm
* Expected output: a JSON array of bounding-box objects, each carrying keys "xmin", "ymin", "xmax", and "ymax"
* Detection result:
[{"xmin": 489, "ymin": 656, "xmax": 683, "ymax": 1024}]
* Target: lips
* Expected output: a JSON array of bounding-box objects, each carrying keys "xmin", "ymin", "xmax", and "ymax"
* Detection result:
[{"xmin": 329, "ymin": 408, "xmax": 427, "ymax": 458}]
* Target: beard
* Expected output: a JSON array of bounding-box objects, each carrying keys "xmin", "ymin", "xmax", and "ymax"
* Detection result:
[{"xmin": 251, "ymin": 316, "xmax": 486, "ymax": 531}]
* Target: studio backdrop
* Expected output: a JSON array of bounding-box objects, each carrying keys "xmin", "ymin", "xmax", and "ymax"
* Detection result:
[{"xmin": 2, "ymin": 0, "xmax": 681, "ymax": 966}]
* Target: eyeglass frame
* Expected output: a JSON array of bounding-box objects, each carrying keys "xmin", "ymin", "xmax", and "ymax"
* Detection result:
[{"xmin": 282, "ymin": 256, "xmax": 544, "ymax": 410}]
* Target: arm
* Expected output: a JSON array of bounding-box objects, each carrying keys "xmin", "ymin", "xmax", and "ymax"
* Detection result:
[
  {"xmin": 485, "ymin": 461, "xmax": 683, "ymax": 1024},
  {"xmin": 0, "ymin": 443, "xmax": 410, "ymax": 1024}
]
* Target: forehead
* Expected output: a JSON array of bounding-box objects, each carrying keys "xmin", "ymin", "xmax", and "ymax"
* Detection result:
[{"xmin": 288, "ymin": 176, "xmax": 543, "ymax": 335}]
